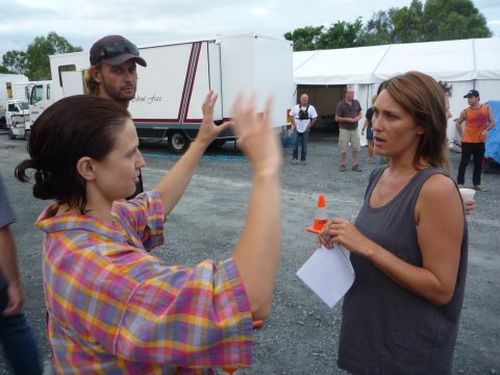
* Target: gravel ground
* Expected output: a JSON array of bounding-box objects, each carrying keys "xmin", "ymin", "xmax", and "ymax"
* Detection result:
[{"xmin": 0, "ymin": 129, "xmax": 499, "ymax": 374}]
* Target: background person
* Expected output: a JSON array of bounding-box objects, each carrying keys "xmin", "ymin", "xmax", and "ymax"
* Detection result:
[
  {"xmin": 15, "ymin": 92, "xmax": 282, "ymax": 373},
  {"xmin": 361, "ymin": 95, "xmax": 377, "ymax": 164},
  {"xmin": 455, "ymin": 89, "xmax": 494, "ymax": 191},
  {"xmin": 439, "ymin": 81, "xmax": 476, "ymax": 214},
  {"xmin": 335, "ymin": 87, "xmax": 363, "ymax": 172},
  {"xmin": 320, "ymin": 72, "xmax": 468, "ymax": 374},
  {"xmin": 289, "ymin": 93, "xmax": 318, "ymax": 165},
  {"xmin": 0, "ymin": 173, "xmax": 41, "ymax": 374},
  {"xmin": 86, "ymin": 34, "xmax": 147, "ymax": 197}
]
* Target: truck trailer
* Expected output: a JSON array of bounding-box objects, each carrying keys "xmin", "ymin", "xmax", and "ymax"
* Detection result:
[{"xmin": 30, "ymin": 33, "xmax": 295, "ymax": 152}]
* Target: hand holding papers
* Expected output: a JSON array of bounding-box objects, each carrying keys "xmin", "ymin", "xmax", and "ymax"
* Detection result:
[{"xmin": 296, "ymin": 245, "xmax": 355, "ymax": 308}]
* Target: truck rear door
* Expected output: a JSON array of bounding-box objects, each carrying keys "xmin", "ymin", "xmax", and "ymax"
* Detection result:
[
  {"xmin": 130, "ymin": 40, "xmax": 222, "ymax": 138},
  {"xmin": 61, "ymin": 71, "xmax": 86, "ymax": 96}
]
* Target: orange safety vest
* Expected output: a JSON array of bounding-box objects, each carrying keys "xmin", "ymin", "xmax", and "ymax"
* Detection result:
[{"xmin": 462, "ymin": 105, "xmax": 489, "ymax": 143}]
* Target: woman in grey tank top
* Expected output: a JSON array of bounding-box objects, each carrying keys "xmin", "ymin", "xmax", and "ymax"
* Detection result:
[{"xmin": 319, "ymin": 72, "xmax": 468, "ymax": 374}]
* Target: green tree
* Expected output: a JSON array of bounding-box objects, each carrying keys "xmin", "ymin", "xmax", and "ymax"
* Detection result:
[
  {"xmin": 360, "ymin": 9, "xmax": 396, "ymax": 45},
  {"xmin": 284, "ymin": 26, "xmax": 324, "ymax": 51},
  {"xmin": 285, "ymin": 20, "xmax": 366, "ymax": 50},
  {"xmin": 318, "ymin": 18, "xmax": 365, "ymax": 49},
  {"xmin": 25, "ymin": 32, "xmax": 82, "ymax": 80},
  {"xmin": 423, "ymin": 0, "xmax": 491, "ymax": 41},
  {"xmin": 392, "ymin": 0, "xmax": 425, "ymax": 43},
  {"xmin": 2, "ymin": 50, "xmax": 28, "ymax": 75},
  {"xmin": 284, "ymin": 0, "xmax": 492, "ymax": 50},
  {"xmin": 1, "ymin": 32, "xmax": 82, "ymax": 80}
]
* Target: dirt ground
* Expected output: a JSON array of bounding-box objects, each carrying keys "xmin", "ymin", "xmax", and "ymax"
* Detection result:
[{"xmin": 0, "ymin": 129, "xmax": 499, "ymax": 374}]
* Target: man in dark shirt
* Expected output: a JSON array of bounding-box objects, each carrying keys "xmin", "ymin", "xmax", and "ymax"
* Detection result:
[{"xmin": 335, "ymin": 87, "xmax": 363, "ymax": 172}]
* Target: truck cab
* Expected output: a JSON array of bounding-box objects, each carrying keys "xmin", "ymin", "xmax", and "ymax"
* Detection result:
[
  {"xmin": 6, "ymin": 99, "xmax": 30, "ymax": 127},
  {"xmin": 29, "ymin": 81, "xmax": 53, "ymax": 122},
  {"xmin": 6, "ymin": 99, "xmax": 31, "ymax": 140}
]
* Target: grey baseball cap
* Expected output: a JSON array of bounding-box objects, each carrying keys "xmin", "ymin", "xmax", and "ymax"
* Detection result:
[{"xmin": 89, "ymin": 35, "xmax": 147, "ymax": 67}]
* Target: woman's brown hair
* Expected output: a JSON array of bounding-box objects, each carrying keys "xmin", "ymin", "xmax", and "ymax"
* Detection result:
[{"xmin": 377, "ymin": 71, "xmax": 450, "ymax": 171}]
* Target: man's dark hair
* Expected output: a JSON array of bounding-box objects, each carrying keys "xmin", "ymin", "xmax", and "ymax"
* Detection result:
[{"xmin": 86, "ymin": 63, "xmax": 101, "ymax": 95}]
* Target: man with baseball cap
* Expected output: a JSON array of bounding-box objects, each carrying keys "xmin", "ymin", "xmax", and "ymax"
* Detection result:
[
  {"xmin": 87, "ymin": 35, "xmax": 147, "ymax": 196},
  {"xmin": 455, "ymin": 89, "xmax": 494, "ymax": 191}
]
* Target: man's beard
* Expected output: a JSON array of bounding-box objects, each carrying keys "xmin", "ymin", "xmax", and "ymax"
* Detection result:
[{"xmin": 102, "ymin": 81, "xmax": 136, "ymax": 105}]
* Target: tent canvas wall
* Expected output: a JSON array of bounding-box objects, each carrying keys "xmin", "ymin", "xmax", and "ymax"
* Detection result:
[{"xmin": 293, "ymin": 38, "xmax": 500, "ymax": 146}]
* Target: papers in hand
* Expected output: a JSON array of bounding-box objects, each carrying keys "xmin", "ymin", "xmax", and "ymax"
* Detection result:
[{"xmin": 296, "ymin": 245, "xmax": 355, "ymax": 308}]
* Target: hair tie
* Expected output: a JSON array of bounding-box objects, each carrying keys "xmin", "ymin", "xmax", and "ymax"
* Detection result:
[{"xmin": 34, "ymin": 170, "xmax": 51, "ymax": 184}]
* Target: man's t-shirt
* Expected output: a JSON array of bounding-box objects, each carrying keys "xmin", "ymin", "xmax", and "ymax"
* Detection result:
[
  {"xmin": 336, "ymin": 100, "xmax": 362, "ymax": 130},
  {"xmin": 289, "ymin": 104, "xmax": 318, "ymax": 133},
  {"xmin": 462, "ymin": 105, "xmax": 490, "ymax": 143}
]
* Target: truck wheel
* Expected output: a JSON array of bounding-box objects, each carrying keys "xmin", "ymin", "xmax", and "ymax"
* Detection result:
[
  {"xmin": 8, "ymin": 128, "xmax": 15, "ymax": 140},
  {"xmin": 168, "ymin": 132, "xmax": 190, "ymax": 153},
  {"xmin": 24, "ymin": 129, "xmax": 31, "ymax": 141}
]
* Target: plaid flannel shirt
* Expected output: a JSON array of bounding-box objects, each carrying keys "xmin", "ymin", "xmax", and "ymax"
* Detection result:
[{"xmin": 36, "ymin": 190, "xmax": 253, "ymax": 374}]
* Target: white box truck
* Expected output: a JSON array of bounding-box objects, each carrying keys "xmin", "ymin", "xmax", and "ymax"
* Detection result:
[
  {"xmin": 11, "ymin": 81, "xmax": 34, "ymax": 102},
  {"xmin": 30, "ymin": 33, "xmax": 295, "ymax": 152},
  {"xmin": 1, "ymin": 73, "xmax": 29, "ymax": 127}
]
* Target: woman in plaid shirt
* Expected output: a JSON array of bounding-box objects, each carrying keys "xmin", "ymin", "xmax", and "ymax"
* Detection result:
[{"xmin": 15, "ymin": 92, "xmax": 282, "ymax": 374}]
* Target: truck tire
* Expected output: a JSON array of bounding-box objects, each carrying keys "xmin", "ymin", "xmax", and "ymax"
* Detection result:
[
  {"xmin": 168, "ymin": 131, "xmax": 190, "ymax": 153},
  {"xmin": 24, "ymin": 129, "xmax": 31, "ymax": 141},
  {"xmin": 8, "ymin": 128, "xmax": 16, "ymax": 140}
]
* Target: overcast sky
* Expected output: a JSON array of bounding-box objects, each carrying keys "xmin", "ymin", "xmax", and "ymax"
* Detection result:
[{"xmin": 1, "ymin": 0, "xmax": 499, "ymax": 61}]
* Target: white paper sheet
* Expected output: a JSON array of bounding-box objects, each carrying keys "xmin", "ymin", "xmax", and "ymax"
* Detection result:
[{"xmin": 296, "ymin": 245, "xmax": 355, "ymax": 308}]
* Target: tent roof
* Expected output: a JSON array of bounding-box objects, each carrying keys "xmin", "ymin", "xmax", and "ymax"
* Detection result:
[{"xmin": 293, "ymin": 38, "xmax": 500, "ymax": 85}]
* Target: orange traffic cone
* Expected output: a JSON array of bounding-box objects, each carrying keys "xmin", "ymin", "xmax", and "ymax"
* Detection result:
[{"xmin": 306, "ymin": 194, "xmax": 328, "ymax": 234}]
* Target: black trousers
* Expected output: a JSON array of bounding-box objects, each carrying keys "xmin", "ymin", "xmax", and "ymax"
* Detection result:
[{"xmin": 457, "ymin": 142, "xmax": 485, "ymax": 186}]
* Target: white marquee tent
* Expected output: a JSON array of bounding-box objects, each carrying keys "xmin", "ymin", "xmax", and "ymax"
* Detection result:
[{"xmin": 293, "ymin": 38, "xmax": 500, "ymax": 144}]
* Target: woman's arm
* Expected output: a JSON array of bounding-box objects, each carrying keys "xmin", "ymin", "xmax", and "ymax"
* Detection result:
[
  {"xmin": 319, "ymin": 174, "xmax": 464, "ymax": 305},
  {"xmin": 155, "ymin": 91, "xmax": 231, "ymax": 216},
  {"xmin": 230, "ymin": 95, "xmax": 282, "ymax": 319}
]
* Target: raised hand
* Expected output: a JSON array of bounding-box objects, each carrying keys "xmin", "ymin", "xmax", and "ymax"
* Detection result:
[
  {"xmin": 195, "ymin": 90, "xmax": 232, "ymax": 147},
  {"xmin": 230, "ymin": 94, "xmax": 282, "ymax": 176}
]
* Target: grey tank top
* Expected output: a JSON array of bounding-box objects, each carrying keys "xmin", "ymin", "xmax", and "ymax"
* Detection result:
[{"xmin": 337, "ymin": 166, "xmax": 468, "ymax": 375}]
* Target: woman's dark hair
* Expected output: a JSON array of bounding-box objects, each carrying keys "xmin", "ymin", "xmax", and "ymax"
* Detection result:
[
  {"xmin": 438, "ymin": 81, "xmax": 452, "ymax": 96},
  {"xmin": 15, "ymin": 95, "xmax": 131, "ymax": 212},
  {"xmin": 377, "ymin": 71, "xmax": 450, "ymax": 172}
]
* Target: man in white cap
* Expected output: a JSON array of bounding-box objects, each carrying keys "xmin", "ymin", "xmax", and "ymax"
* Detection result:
[{"xmin": 86, "ymin": 35, "xmax": 147, "ymax": 196}]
